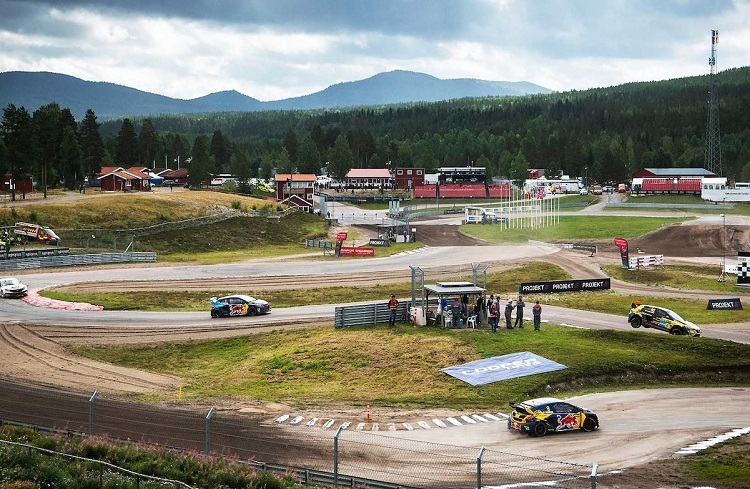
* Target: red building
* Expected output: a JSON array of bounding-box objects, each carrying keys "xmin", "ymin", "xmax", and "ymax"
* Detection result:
[
  {"xmin": 97, "ymin": 167, "xmax": 152, "ymax": 191},
  {"xmin": 345, "ymin": 168, "xmax": 392, "ymax": 188},
  {"xmin": 161, "ymin": 167, "xmax": 189, "ymax": 186},
  {"xmin": 393, "ymin": 167, "xmax": 425, "ymax": 190},
  {"xmin": 274, "ymin": 173, "xmax": 316, "ymax": 211},
  {"xmin": 1, "ymin": 174, "xmax": 34, "ymax": 193}
]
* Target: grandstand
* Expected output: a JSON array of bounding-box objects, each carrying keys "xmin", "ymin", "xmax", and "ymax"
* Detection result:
[
  {"xmin": 630, "ymin": 168, "xmax": 717, "ymax": 196},
  {"xmin": 414, "ymin": 167, "xmax": 490, "ymax": 199}
]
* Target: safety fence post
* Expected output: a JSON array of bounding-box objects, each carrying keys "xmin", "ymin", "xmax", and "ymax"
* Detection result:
[
  {"xmin": 333, "ymin": 426, "xmax": 343, "ymax": 488},
  {"xmin": 476, "ymin": 446, "xmax": 485, "ymax": 489},
  {"xmin": 205, "ymin": 407, "xmax": 215, "ymax": 455},
  {"xmin": 88, "ymin": 390, "xmax": 97, "ymax": 435},
  {"xmin": 590, "ymin": 462, "xmax": 598, "ymax": 489}
]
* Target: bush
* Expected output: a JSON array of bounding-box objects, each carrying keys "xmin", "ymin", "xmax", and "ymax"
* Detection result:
[
  {"xmin": 28, "ymin": 210, "xmax": 38, "ymax": 222},
  {"xmin": 231, "ymin": 199, "xmax": 242, "ymax": 210}
]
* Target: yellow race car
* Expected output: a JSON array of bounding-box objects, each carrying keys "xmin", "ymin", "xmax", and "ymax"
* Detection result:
[{"xmin": 628, "ymin": 303, "xmax": 701, "ymax": 336}]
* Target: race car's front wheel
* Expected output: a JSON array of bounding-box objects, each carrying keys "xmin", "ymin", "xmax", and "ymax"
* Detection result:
[
  {"xmin": 247, "ymin": 308, "xmax": 257, "ymax": 316},
  {"xmin": 582, "ymin": 418, "xmax": 597, "ymax": 432},
  {"xmin": 630, "ymin": 317, "xmax": 642, "ymax": 328},
  {"xmin": 670, "ymin": 327, "xmax": 685, "ymax": 335},
  {"xmin": 532, "ymin": 423, "xmax": 548, "ymax": 437}
]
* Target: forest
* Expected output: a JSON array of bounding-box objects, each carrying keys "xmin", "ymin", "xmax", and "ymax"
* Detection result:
[{"xmin": 2, "ymin": 66, "xmax": 750, "ymax": 196}]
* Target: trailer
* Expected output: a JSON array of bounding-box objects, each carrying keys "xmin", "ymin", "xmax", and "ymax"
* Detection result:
[
  {"xmin": 14, "ymin": 222, "xmax": 61, "ymax": 245},
  {"xmin": 524, "ymin": 177, "xmax": 583, "ymax": 195}
]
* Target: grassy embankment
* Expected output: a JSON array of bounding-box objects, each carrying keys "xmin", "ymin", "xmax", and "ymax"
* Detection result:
[{"xmin": 0, "ymin": 190, "xmax": 420, "ymax": 263}]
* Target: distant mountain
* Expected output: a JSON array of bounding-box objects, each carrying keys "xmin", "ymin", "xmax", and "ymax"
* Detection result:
[
  {"xmin": 264, "ymin": 70, "xmax": 552, "ymax": 110},
  {"xmin": 0, "ymin": 70, "xmax": 552, "ymax": 119}
]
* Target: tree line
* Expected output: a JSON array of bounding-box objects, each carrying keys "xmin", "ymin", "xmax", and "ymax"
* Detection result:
[{"xmin": 2, "ymin": 66, "xmax": 750, "ymax": 200}]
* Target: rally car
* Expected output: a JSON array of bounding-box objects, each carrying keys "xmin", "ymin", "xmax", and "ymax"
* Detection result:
[
  {"xmin": 628, "ymin": 303, "xmax": 701, "ymax": 336},
  {"xmin": 0, "ymin": 277, "xmax": 29, "ymax": 298},
  {"xmin": 210, "ymin": 295, "xmax": 271, "ymax": 318},
  {"xmin": 508, "ymin": 397, "xmax": 599, "ymax": 437}
]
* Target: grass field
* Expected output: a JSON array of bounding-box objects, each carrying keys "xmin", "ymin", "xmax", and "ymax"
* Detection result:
[
  {"xmin": 460, "ymin": 215, "xmax": 691, "ymax": 243},
  {"xmin": 77, "ymin": 324, "xmax": 750, "ymax": 408}
]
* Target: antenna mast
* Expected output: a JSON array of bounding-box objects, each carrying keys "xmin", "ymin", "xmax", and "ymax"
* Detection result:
[{"xmin": 704, "ymin": 29, "xmax": 722, "ymax": 176}]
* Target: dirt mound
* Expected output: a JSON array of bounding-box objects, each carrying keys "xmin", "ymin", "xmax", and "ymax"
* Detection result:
[
  {"xmin": 601, "ymin": 223, "xmax": 749, "ymax": 258},
  {"xmin": 414, "ymin": 225, "xmax": 487, "ymax": 246}
]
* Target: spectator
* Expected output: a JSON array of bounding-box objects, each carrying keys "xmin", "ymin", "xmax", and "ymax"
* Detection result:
[
  {"xmin": 388, "ymin": 294, "xmax": 399, "ymax": 327},
  {"xmin": 504, "ymin": 299, "xmax": 514, "ymax": 329},
  {"xmin": 515, "ymin": 295, "xmax": 525, "ymax": 328},
  {"xmin": 532, "ymin": 300, "xmax": 542, "ymax": 331},
  {"xmin": 488, "ymin": 298, "xmax": 499, "ymax": 332}
]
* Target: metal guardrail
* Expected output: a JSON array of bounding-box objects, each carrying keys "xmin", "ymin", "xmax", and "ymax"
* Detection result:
[
  {"xmin": 305, "ymin": 239, "xmax": 334, "ymax": 249},
  {"xmin": 334, "ymin": 301, "xmax": 412, "ymax": 328},
  {"xmin": 0, "ymin": 252, "xmax": 156, "ymax": 270},
  {"xmin": 605, "ymin": 202, "xmax": 733, "ymax": 210}
]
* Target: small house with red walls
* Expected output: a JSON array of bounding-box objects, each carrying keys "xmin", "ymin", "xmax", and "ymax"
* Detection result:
[
  {"xmin": 274, "ymin": 173, "xmax": 315, "ymax": 210},
  {"xmin": 161, "ymin": 167, "xmax": 189, "ymax": 186},
  {"xmin": 393, "ymin": 167, "xmax": 424, "ymax": 190},
  {"xmin": 97, "ymin": 167, "xmax": 152, "ymax": 191},
  {"xmin": 1, "ymin": 173, "xmax": 34, "ymax": 193}
]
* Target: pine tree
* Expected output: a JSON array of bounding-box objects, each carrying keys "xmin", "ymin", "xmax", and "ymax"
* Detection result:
[
  {"xmin": 1, "ymin": 104, "xmax": 34, "ymax": 201},
  {"xmin": 115, "ymin": 119, "xmax": 138, "ymax": 167},
  {"xmin": 79, "ymin": 109, "xmax": 104, "ymax": 180},
  {"xmin": 138, "ymin": 118, "xmax": 158, "ymax": 168},
  {"xmin": 327, "ymin": 135, "xmax": 353, "ymax": 181},
  {"xmin": 59, "ymin": 126, "xmax": 83, "ymax": 190}
]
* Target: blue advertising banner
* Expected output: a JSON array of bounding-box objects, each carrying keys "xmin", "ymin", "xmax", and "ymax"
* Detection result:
[{"xmin": 440, "ymin": 351, "xmax": 568, "ymax": 386}]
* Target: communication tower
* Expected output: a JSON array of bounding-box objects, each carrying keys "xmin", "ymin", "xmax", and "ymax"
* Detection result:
[{"xmin": 704, "ymin": 29, "xmax": 722, "ymax": 176}]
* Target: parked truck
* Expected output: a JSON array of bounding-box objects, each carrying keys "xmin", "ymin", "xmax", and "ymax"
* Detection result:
[{"xmin": 14, "ymin": 222, "xmax": 61, "ymax": 245}]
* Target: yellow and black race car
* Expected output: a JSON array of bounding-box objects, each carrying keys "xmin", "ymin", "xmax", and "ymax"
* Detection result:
[{"xmin": 628, "ymin": 303, "xmax": 701, "ymax": 336}]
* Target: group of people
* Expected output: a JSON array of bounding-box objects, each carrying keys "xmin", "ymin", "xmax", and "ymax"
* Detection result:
[
  {"xmin": 387, "ymin": 292, "xmax": 543, "ymax": 331},
  {"xmin": 486, "ymin": 295, "xmax": 542, "ymax": 332}
]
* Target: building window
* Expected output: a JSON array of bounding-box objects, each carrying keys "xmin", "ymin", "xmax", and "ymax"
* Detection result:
[
  {"xmin": 397, "ymin": 169, "xmax": 403, "ymax": 175},
  {"xmin": 407, "ymin": 169, "xmax": 413, "ymax": 175},
  {"xmin": 417, "ymin": 170, "xmax": 423, "ymax": 175}
]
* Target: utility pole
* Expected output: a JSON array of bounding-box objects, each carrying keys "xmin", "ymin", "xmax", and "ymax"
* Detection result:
[{"xmin": 704, "ymin": 29, "xmax": 722, "ymax": 177}]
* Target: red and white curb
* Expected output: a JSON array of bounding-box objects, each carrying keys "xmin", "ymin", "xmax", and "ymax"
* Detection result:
[
  {"xmin": 274, "ymin": 411, "xmax": 509, "ymax": 431},
  {"xmin": 22, "ymin": 288, "xmax": 103, "ymax": 311},
  {"xmin": 674, "ymin": 426, "xmax": 750, "ymax": 455},
  {"xmin": 391, "ymin": 246, "xmax": 430, "ymax": 257}
]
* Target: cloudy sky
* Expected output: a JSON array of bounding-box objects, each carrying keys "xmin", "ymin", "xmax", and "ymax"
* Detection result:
[{"xmin": 1, "ymin": 0, "xmax": 747, "ymax": 101}]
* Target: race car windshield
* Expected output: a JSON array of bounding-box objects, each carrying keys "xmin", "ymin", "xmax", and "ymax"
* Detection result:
[{"xmin": 668, "ymin": 310, "xmax": 686, "ymax": 322}]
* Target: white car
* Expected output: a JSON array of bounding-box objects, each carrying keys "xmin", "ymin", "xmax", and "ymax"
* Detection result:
[{"xmin": 0, "ymin": 277, "xmax": 28, "ymax": 298}]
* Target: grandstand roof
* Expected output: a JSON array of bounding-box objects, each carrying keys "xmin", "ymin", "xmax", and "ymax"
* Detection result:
[
  {"xmin": 346, "ymin": 168, "xmax": 391, "ymax": 179},
  {"xmin": 633, "ymin": 168, "xmax": 717, "ymax": 178}
]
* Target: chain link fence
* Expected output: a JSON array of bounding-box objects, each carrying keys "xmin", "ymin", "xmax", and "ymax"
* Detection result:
[{"xmin": 0, "ymin": 379, "xmax": 598, "ymax": 488}]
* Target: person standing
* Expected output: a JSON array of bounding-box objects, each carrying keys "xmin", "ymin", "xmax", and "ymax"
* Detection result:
[
  {"xmin": 515, "ymin": 295, "xmax": 526, "ymax": 328},
  {"xmin": 532, "ymin": 300, "xmax": 542, "ymax": 331},
  {"xmin": 504, "ymin": 299, "xmax": 514, "ymax": 329},
  {"xmin": 488, "ymin": 299, "xmax": 498, "ymax": 332},
  {"xmin": 388, "ymin": 294, "xmax": 399, "ymax": 327}
]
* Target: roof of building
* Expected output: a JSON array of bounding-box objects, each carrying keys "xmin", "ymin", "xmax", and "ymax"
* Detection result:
[
  {"xmin": 280, "ymin": 195, "xmax": 312, "ymax": 207},
  {"xmin": 635, "ymin": 168, "xmax": 717, "ymax": 178},
  {"xmin": 274, "ymin": 173, "xmax": 316, "ymax": 182},
  {"xmin": 424, "ymin": 282, "xmax": 486, "ymax": 296},
  {"xmin": 346, "ymin": 168, "xmax": 391, "ymax": 179},
  {"xmin": 162, "ymin": 168, "xmax": 189, "ymax": 178}
]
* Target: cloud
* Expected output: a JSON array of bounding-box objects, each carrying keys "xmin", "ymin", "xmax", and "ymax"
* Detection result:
[{"xmin": 0, "ymin": 0, "xmax": 748, "ymax": 100}]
